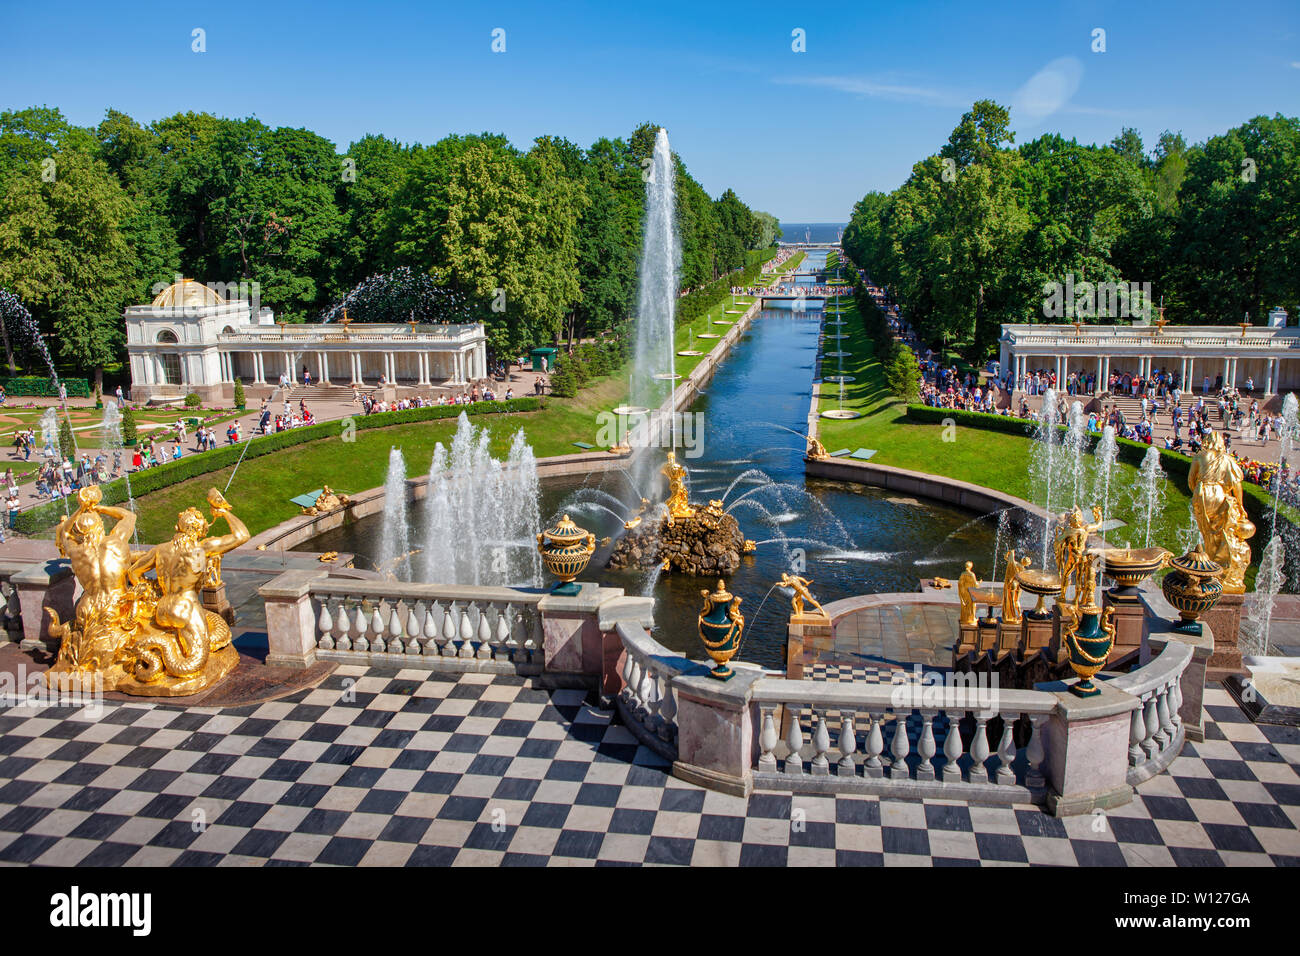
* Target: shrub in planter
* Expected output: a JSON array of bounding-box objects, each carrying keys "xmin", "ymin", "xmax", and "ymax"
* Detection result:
[
  {"xmin": 122, "ymin": 406, "xmax": 137, "ymax": 446},
  {"xmin": 233, "ymin": 379, "xmax": 245, "ymax": 410}
]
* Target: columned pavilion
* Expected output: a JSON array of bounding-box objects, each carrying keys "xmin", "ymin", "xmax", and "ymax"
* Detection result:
[
  {"xmin": 999, "ymin": 321, "xmax": 1300, "ymax": 396},
  {"xmin": 125, "ymin": 280, "xmax": 489, "ymax": 403}
]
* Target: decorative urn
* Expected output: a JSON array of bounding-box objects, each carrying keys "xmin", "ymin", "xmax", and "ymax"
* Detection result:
[
  {"xmin": 1062, "ymin": 605, "xmax": 1117, "ymax": 698},
  {"xmin": 536, "ymin": 514, "xmax": 596, "ymax": 596},
  {"xmin": 1160, "ymin": 547, "xmax": 1223, "ymax": 635},
  {"xmin": 697, "ymin": 579, "xmax": 745, "ymax": 681},
  {"xmin": 1093, "ymin": 545, "xmax": 1172, "ymax": 594}
]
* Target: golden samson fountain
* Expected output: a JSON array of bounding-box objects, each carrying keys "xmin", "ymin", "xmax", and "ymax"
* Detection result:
[{"xmin": 45, "ymin": 485, "xmax": 250, "ymax": 697}]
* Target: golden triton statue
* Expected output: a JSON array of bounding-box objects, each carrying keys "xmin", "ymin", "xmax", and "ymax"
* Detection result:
[
  {"xmin": 662, "ymin": 451, "xmax": 694, "ymax": 521},
  {"xmin": 47, "ymin": 486, "xmax": 138, "ymax": 678},
  {"xmin": 46, "ymin": 486, "xmax": 249, "ymax": 696},
  {"xmin": 1001, "ymin": 550, "xmax": 1032, "ymax": 626},
  {"xmin": 1188, "ymin": 430, "xmax": 1255, "ymax": 593},
  {"xmin": 806, "ymin": 435, "xmax": 829, "ymax": 460},
  {"xmin": 779, "ymin": 573, "xmax": 827, "ymax": 619},
  {"xmin": 301, "ymin": 484, "xmax": 352, "ymax": 516},
  {"xmin": 121, "ymin": 489, "xmax": 249, "ymax": 696}
]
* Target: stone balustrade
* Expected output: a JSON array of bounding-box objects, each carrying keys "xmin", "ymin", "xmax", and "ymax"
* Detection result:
[
  {"xmin": 750, "ymin": 679, "xmax": 1055, "ymax": 804},
  {"xmin": 1108, "ymin": 639, "xmax": 1192, "ymax": 785},
  {"xmin": 613, "ymin": 621, "xmax": 695, "ymax": 760}
]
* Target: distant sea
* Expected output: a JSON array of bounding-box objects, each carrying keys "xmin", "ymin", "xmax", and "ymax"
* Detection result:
[{"xmin": 778, "ymin": 222, "xmax": 846, "ymax": 243}]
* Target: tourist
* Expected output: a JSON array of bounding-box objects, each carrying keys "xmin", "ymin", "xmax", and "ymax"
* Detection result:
[
  {"xmin": 0, "ymin": 385, "xmax": 5, "ymax": 406},
  {"xmin": 115, "ymin": 385, "xmax": 124, "ymax": 407},
  {"xmin": 6, "ymin": 492, "xmax": 18, "ymax": 530},
  {"xmin": 303, "ymin": 366, "xmax": 312, "ymax": 387}
]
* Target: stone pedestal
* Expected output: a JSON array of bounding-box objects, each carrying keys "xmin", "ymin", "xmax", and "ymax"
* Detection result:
[
  {"xmin": 1022, "ymin": 615, "xmax": 1054, "ymax": 655},
  {"xmin": 785, "ymin": 612, "xmax": 831, "ymax": 681},
  {"xmin": 955, "ymin": 622, "xmax": 979, "ymax": 657},
  {"xmin": 202, "ymin": 582, "xmax": 236, "ymax": 626},
  {"xmin": 1200, "ymin": 591, "xmax": 1247, "ymax": 681},
  {"xmin": 672, "ymin": 670, "xmax": 761, "ymax": 797},
  {"xmin": 1038, "ymin": 679, "xmax": 1140, "ymax": 815},
  {"xmin": 1140, "ymin": 587, "xmax": 1215, "ymax": 742},
  {"xmin": 12, "ymin": 560, "xmax": 75, "ymax": 653},
  {"xmin": 259, "ymin": 569, "xmax": 328, "ymax": 668},
  {"xmin": 1104, "ymin": 589, "xmax": 1145, "ymax": 665},
  {"xmin": 996, "ymin": 620, "xmax": 1021, "ymax": 661}
]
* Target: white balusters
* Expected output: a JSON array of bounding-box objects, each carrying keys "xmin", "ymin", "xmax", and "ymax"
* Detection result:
[
  {"xmin": 864, "ymin": 713, "xmax": 884, "ymax": 778},
  {"xmin": 405, "ymin": 604, "xmax": 421, "ymax": 655},
  {"xmin": 657, "ymin": 681, "xmax": 676, "ymax": 742},
  {"xmin": 458, "ymin": 603, "xmax": 475, "ymax": 658},
  {"xmin": 1026, "ymin": 713, "xmax": 1047, "ymax": 790},
  {"xmin": 837, "ymin": 715, "xmax": 857, "ymax": 777},
  {"xmin": 812, "ymin": 714, "xmax": 831, "ymax": 775},
  {"xmin": 995, "ymin": 719, "xmax": 1016, "ymax": 785},
  {"xmin": 495, "ymin": 606, "xmax": 510, "ymax": 660},
  {"xmin": 1141, "ymin": 694, "xmax": 1159, "ymax": 759},
  {"xmin": 476, "ymin": 604, "xmax": 492, "ymax": 660},
  {"xmin": 969, "ymin": 715, "xmax": 990, "ymax": 783},
  {"xmin": 422, "ymin": 602, "xmax": 439, "ymax": 655},
  {"xmin": 316, "ymin": 600, "xmax": 334, "ymax": 650},
  {"xmin": 784, "ymin": 710, "xmax": 804, "ymax": 775},
  {"xmin": 1168, "ymin": 677, "xmax": 1183, "ymax": 732},
  {"xmin": 387, "ymin": 602, "xmax": 405, "ymax": 653},
  {"xmin": 888, "ymin": 712, "xmax": 911, "ymax": 779},
  {"xmin": 758, "ymin": 708, "xmax": 779, "ymax": 773},
  {"xmin": 942, "ymin": 713, "xmax": 964, "ymax": 782},
  {"xmin": 1129, "ymin": 706, "xmax": 1147, "ymax": 767},
  {"xmin": 1155, "ymin": 685, "xmax": 1173, "ymax": 750},
  {"xmin": 916, "ymin": 711, "xmax": 937, "ymax": 781}
]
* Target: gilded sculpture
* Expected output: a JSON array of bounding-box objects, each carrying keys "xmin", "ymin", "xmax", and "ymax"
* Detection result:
[
  {"xmin": 806, "ymin": 435, "xmax": 829, "ymax": 460},
  {"xmin": 1188, "ymin": 430, "xmax": 1255, "ymax": 593},
  {"xmin": 1001, "ymin": 549, "xmax": 1032, "ymax": 626},
  {"xmin": 1054, "ymin": 505, "xmax": 1105, "ymax": 602},
  {"xmin": 779, "ymin": 573, "xmax": 826, "ymax": 619},
  {"xmin": 957, "ymin": 561, "xmax": 978, "ymax": 627},
  {"xmin": 662, "ymin": 451, "xmax": 694, "ymax": 520},
  {"xmin": 45, "ymin": 485, "xmax": 250, "ymax": 697},
  {"xmin": 300, "ymin": 484, "xmax": 352, "ymax": 517}
]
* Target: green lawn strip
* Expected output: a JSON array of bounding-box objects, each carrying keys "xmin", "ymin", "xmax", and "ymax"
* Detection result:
[{"xmin": 815, "ymin": 296, "xmax": 1198, "ymax": 554}]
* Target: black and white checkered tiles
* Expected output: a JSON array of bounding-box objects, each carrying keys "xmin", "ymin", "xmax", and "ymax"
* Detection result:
[{"xmin": 0, "ymin": 666, "xmax": 1295, "ymax": 866}]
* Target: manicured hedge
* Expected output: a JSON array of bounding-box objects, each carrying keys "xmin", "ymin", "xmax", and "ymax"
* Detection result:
[
  {"xmin": 14, "ymin": 397, "xmax": 544, "ymax": 535},
  {"xmin": 676, "ymin": 248, "xmax": 776, "ymax": 327},
  {"xmin": 0, "ymin": 376, "xmax": 91, "ymax": 398},
  {"xmin": 904, "ymin": 403, "xmax": 1293, "ymax": 559}
]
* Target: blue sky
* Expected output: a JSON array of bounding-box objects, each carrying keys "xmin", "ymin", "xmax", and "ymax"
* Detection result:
[{"xmin": 1, "ymin": 0, "xmax": 1296, "ymax": 221}]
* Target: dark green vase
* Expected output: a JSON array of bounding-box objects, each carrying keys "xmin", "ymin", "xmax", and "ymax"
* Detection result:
[
  {"xmin": 698, "ymin": 580, "xmax": 744, "ymax": 681},
  {"xmin": 1065, "ymin": 608, "xmax": 1114, "ymax": 698}
]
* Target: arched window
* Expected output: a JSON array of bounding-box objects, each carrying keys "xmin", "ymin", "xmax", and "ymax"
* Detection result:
[
  {"xmin": 160, "ymin": 354, "xmax": 183, "ymax": 385},
  {"xmin": 156, "ymin": 329, "xmax": 179, "ymax": 344},
  {"xmin": 221, "ymin": 326, "xmax": 235, "ymax": 335}
]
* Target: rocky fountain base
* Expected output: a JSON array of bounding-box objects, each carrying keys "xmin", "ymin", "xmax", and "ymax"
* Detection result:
[{"xmin": 607, "ymin": 500, "xmax": 747, "ymax": 576}]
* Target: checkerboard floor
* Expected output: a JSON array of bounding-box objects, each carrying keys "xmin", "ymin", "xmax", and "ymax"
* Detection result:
[{"xmin": 0, "ymin": 667, "xmax": 1295, "ymax": 866}]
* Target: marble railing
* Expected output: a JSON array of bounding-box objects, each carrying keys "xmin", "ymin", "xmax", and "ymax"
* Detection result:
[
  {"xmin": 0, "ymin": 573, "xmax": 21, "ymax": 642},
  {"xmin": 307, "ymin": 580, "xmax": 543, "ymax": 672},
  {"xmin": 614, "ymin": 622, "xmax": 694, "ymax": 759},
  {"xmin": 1108, "ymin": 640, "xmax": 1192, "ymax": 785},
  {"xmin": 750, "ymin": 679, "xmax": 1056, "ymax": 803}
]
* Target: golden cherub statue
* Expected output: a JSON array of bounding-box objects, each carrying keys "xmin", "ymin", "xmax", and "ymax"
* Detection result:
[
  {"xmin": 662, "ymin": 451, "xmax": 693, "ymax": 520},
  {"xmin": 1001, "ymin": 549, "xmax": 1033, "ymax": 625},
  {"xmin": 779, "ymin": 573, "xmax": 827, "ymax": 619},
  {"xmin": 806, "ymin": 435, "xmax": 829, "ymax": 460},
  {"xmin": 1189, "ymin": 430, "xmax": 1255, "ymax": 593}
]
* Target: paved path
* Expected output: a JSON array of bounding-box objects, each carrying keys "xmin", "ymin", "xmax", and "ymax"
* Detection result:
[{"xmin": 0, "ymin": 666, "xmax": 1294, "ymax": 866}]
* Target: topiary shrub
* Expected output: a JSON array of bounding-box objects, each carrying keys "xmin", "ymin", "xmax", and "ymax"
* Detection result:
[
  {"xmin": 233, "ymin": 379, "xmax": 245, "ymax": 410},
  {"xmin": 184, "ymin": 393, "xmax": 201, "ymax": 408},
  {"xmin": 58, "ymin": 417, "xmax": 75, "ymax": 459},
  {"xmin": 122, "ymin": 406, "xmax": 137, "ymax": 446}
]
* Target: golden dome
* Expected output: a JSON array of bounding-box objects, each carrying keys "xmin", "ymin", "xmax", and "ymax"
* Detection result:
[{"xmin": 150, "ymin": 279, "xmax": 224, "ymax": 309}]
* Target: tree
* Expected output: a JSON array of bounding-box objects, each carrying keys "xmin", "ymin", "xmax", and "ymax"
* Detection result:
[{"xmin": 0, "ymin": 146, "xmax": 137, "ymax": 390}]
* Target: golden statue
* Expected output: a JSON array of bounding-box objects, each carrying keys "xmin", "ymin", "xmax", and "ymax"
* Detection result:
[
  {"xmin": 1054, "ymin": 506, "xmax": 1104, "ymax": 602},
  {"xmin": 122, "ymin": 489, "xmax": 249, "ymax": 695},
  {"xmin": 806, "ymin": 435, "xmax": 829, "ymax": 460},
  {"xmin": 779, "ymin": 573, "xmax": 826, "ymax": 619},
  {"xmin": 47, "ymin": 486, "xmax": 138, "ymax": 677},
  {"xmin": 662, "ymin": 451, "xmax": 693, "ymax": 520},
  {"xmin": 957, "ymin": 561, "xmax": 978, "ymax": 627},
  {"xmin": 46, "ymin": 486, "xmax": 249, "ymax": 696},
  {"xmin": 1189, "ymin": 430, "xmax": 1255, "ymax": 593},
  {"xmin": 1001, "ymin": 550, "xmax": 1033, "ymax": 625},
  {"xmin": 301, "ymin": 484, "xmax": 351, "ymax": 516}
]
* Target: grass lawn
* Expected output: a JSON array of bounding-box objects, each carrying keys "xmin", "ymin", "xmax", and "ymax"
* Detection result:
[{"xmin": 815, "ymin": 295, "xmax": 1198, "ymax": 554}]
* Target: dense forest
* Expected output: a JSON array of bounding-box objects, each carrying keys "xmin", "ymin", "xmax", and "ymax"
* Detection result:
[
  {"xmin": 842, "ymin": 101, "xmax": 1300, "ymax": 360},
  {"xmin": 0, "ymin": 108, "xmax": 777, "ymax": 383}
]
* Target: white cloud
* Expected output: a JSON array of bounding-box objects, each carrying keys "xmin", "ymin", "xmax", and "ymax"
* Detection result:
[
  {"xmin": 1011, "ymin": 57, "xmax": 1084, "ymax": 125},
  {"xmin": 772, "ymin": 74, "xmax": 958, "ymax": 106}
]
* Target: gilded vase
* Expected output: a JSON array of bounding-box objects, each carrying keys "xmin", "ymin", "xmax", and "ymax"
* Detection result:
[
  {"xmin": 1160, "ymin": 547, "xmax": 1223, "ymax": 635},
  {"xmin": 536, "ymin": 515, "xmax": 596, "ymax": 596},
  {"xmin": 1063, "ymin": 606, "xmax": 1115, "ymax": 698},
  {"xmin": 698, "ymin": 579, "xmax": 745, "ymax": 681}
]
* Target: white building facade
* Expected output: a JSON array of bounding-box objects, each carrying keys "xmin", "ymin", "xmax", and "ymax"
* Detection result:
[
  {"xmin": 125, "ymin": 280, "xmax": 489, "ymax": 403},
  {"xmin": 999, "ymin": 321, "xmax": 1300, "ymax": 396}
]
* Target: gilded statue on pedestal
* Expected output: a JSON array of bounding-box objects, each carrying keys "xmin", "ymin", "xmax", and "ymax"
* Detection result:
[
  {"xmin": 779, "ymin": 573, "xmax": 826, "ymax": 619},
  {"xmin": 1001, "ymin": 549, "xmax": 1032, "ymax": 626},
  {"xmin": 806, "ymin": 435, "xmax": 829, "ymax": 460},
  {"xmin": 1054, "ymin": 506, "xmax": 1105, "ymax": 602},
  {"xmin": 45, "ymin": 486, "xmax": 250, "ymax": 697},
  {"xmin": 300, "ymin": 484, "xmax": 352, "ymax": 517},
  {"xmin": 662, "ymin": 451, "xmax": 694, "ymax": 520},
  {"xmin": 1188, "ymin": 431, "xmax": 1255, "ymax": 593},
  {"xmin": 957, "ymin": 561, "xmax": 978, "ymax": 627}
]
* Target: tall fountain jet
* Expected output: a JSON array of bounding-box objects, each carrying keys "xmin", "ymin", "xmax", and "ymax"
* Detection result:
[{"xmin": 630, "ymin": 128, "xmax": 681, "ymax": 452}]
